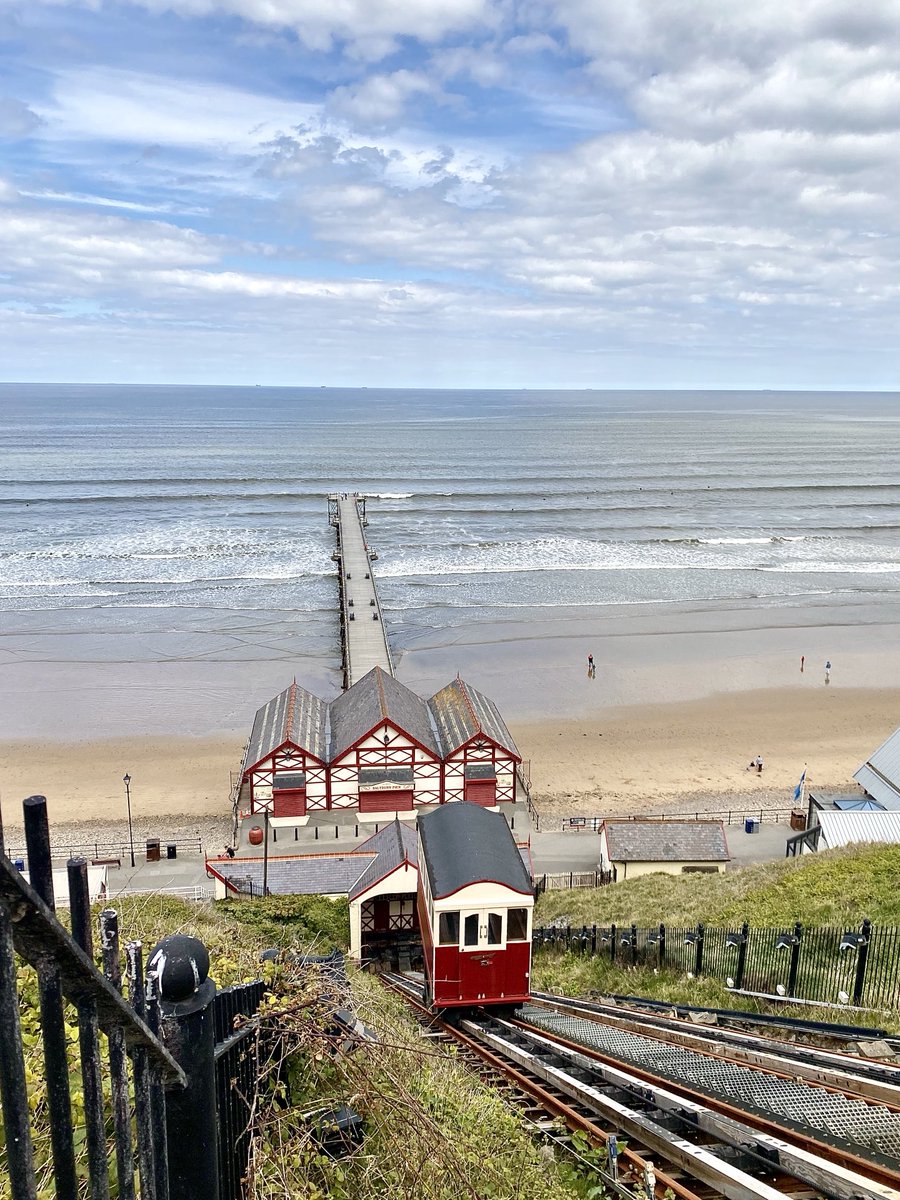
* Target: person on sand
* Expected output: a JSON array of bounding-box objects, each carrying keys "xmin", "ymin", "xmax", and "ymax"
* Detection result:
[
  {"xmin": 825, "ymin": 659, "xmax": 831, "ymax": 684},
  {"xmin": 587, "ymin": 653, "xmax": 595, "ymax": 678},
  {"xmin": 800, "ymin": 655, "xmax": 804, "ymax": 673},
  {"xmin": 755, "ymin": 755, "xmax": 763, "ymax": 774}
]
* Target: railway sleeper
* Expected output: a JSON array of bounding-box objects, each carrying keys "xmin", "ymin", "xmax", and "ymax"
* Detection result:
[{"xmin": 468, "ymin": 1018, "xmax": 900, "ymax": 1200}]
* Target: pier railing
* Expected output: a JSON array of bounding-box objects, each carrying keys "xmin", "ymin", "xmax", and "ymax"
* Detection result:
[
  {"xmin": 560, "ymin": 807, "xmax": 796, "ymax": 832},
  {"xmin": 534, "ymin": 917, "xmax": 900, "ymax": 1011},
  {"xmin": 0, "ymin": 795, "xmax": 265, "ymax": 1200}
]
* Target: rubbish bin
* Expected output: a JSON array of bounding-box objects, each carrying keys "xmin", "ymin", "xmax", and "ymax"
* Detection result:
[
  {"xmin": 790, "ymin": 809, "xmax": 806, "ymax": 831},
  {"xmin": 146, "ymin": 838, "xmax": 161, "ymax": 863},
  {"xmin": 13, "ymin": 858, "xmax": 24, "ymax": 872},
  {"xmin": 167, "ymin": 843, "xmax": 177, "ymax": 860},
  {"xmin": 743, "ymin": 817, "xmax": 759, "ymax": 834}
]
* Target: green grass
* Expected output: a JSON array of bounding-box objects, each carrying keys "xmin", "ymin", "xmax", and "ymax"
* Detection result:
[{"xmin": 535, "ymin": 844, "xmax": 900, "ymax": 929}]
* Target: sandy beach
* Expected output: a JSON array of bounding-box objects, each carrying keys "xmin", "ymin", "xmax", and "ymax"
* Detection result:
[
  {"xmin": 1, "ymin": 683, "xmax": 897, "ymax": 836},
  {"xmin": 3, "ymin": 592, "xmax": 900, "ymax": 835}
]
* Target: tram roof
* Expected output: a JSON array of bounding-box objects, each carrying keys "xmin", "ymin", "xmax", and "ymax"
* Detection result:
[{"xmin": 419, "ymin": 802, "xmax": 533, "ymax": 899}]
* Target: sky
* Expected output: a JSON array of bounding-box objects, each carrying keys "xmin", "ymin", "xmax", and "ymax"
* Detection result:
[{"xmin": 2, "ymin": 1, "xmax": 900, "ymax": 388}]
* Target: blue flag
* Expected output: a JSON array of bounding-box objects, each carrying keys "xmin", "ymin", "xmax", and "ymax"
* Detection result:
[{"xmin": 793, "ymin": 769, "xmax": 807, "ymax": 802}]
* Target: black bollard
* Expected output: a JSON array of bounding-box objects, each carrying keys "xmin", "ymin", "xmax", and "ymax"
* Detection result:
[{"xmin": 149, "ymin": 935, "xmax": 219, "ymax": 1200}]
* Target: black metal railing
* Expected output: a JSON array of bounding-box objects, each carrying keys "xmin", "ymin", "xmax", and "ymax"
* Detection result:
[
  {"xmin": 560, "ymin": 807, "xmax": 796, "ymax": 832},
  {"xmin": 0, "ymin": 795, "xmax": 265, "ymax": 1200},
  {"xmin": 534, "ymin": 916, "xmax": 896, "ymax": 1010}
]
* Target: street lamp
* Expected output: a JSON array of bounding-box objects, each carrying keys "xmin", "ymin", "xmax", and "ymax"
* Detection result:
[{"xmin": 123, "ymin": 773, "xmax": 135, "ymax": 868}]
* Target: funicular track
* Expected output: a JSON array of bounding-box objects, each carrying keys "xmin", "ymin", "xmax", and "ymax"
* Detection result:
[{"xmin": 382, "ymin": 973, "xmax": 900, "ymax": 1200}]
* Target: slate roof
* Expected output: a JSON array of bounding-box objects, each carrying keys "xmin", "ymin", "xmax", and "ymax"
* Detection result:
[
  {"xmin": 602, "ymin": 821, "xmax": 730, "ymax": 863},
  {"xmin": 419, "ymin": 802, "xmax": 533, "ymax": 899},
  {"xmin": 209, "ymin": 853, "xmax": 373, "ymax": 896},
  {"xmin": 854, "ymin": 727, "xmax": 900, "ymax": 810},
  {"xmin": 428, "ymin": 677, "xmax": 520, "ymax": 759},
  {"xmin": 349, "ymin": 819, "xmax": 419, "ymax": 901},
  {"xmin": 329, "ymin": 666, "xmax": 439, "ymax": 759},
  {"xmin": 245, "ymin": 681, "xmax": 328, "ymax": 769}
]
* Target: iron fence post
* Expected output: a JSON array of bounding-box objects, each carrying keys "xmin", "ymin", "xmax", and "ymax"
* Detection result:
[
  {"xmin": 853, "ymin": 918, "xmax": 873, "ymax": 1007},
  {"xmin": 67, "ymin": 858, "xmax": 111, "ymax": 1200},
  {"xmin": 787, "ymin": 921, "xmax": 803, "ymax": 997},
  {"xmin": 23, "ymin": 795, "xmax": 77, "ymax": 1200},
  {"xmin": 658, "ymin": 923, "xmax": 666, "ymax": 969},
  {"xmin": 150, "ymin": 934, "xmax": 219, "ymax": 1200},
  {"xmin": 631, "ymin": 923, "xmax": 638, "ymax": 967},
  {"xmin": 100, "ymin": 910, "xmax": 136, "ymax": 1200},
  {"xmin": 610, "ymin": 923, "xmax": 617, "ymax": 963},
  {"xmin": 694, "ymin": 923, "xmax": 705, "ymax": 976},
  {"xmin": 591, "ymin": 924, "xmax": 597, "ymax": 956},
  {"xmin": 735, "ymin": 922, "xmax": 749, "ymax": 991},
  {"xmin": 0, "ymin": 896, "xmax": 38, "ymax": 1200}
]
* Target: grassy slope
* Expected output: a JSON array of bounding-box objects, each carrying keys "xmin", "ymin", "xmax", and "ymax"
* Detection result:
[
  {"xmin": 532, "ymin": 844, "xmax": 900, "ymax": 1031},
  {"xmin": 534, "ymin": 844, "xmax": 900, "ymax": 929}
]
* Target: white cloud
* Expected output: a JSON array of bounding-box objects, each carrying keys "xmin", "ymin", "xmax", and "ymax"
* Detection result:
[
  {"xmin": 328, "ymin": 69, "xmax": 437, "ymax": 125},
  {"xmin": 0, "ymin": 96, "xmax": 43, "ymax": 138}
]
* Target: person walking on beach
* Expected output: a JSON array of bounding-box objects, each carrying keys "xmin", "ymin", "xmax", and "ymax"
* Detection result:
[
  {"xmin": 800, "ymin": 655, "xmax": 804, "ymax": 673},
  {"xmin": 825, "ymin": 659, "xmax": 831, "ymax": 685},
  {"xmin": 587, "ymin": 653, "xmax": 595, "ymax": 678}
]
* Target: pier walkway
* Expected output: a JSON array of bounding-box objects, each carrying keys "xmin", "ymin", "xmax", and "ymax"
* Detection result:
[{"xmin": 328, "ymin": 493, "xmax": 394, "ymax": 688}]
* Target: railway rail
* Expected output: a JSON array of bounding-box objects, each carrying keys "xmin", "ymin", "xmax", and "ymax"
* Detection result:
[{"xmin": 382, "ymin": 973, "xmax": 900, "ymax": 1200}]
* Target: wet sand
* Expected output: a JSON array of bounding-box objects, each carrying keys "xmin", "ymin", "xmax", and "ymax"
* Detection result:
[{"xmin": 2, "ymin": 597, "xmax": 899, "ymax": 831}]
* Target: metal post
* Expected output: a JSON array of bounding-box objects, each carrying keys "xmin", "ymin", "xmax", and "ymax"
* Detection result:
[
  {"xmin": 0, "ymin": 897, "xmax": 38, "ymax": 1200},
  {"xmin": 68, "ymin": 858, "xmax": 110, "ymax": 1200},
  {"xmin": 631, "ymin": 923, "xmax": 638, "ymax": 967},
  {"xmin": 853, "ymin": 919, "xmax": 872, "ymax": 1007},
  {"xmin": 262, "ymin": 806, "xmax": 270, "ymax": 898},
  {"xmin": 100, "ymin": 911, "xmax": 135, "ymax": 1200},
  {"xmin": 735, "ymin": 922, "xmax": 750, "ymax": 991},
  {"xmin": 127, "ymin": 941, "xmax": 159, "ymax": 1200},
  {"xmin": 124, "ymin": 774, "xmax": 135, "ymax": 868},
  {"xmin": 658, "ymin": 923, "xmax": 666, "ymax": 969},
  {"xmin": 610, "ymin": 923, "xmax": 617, "ymax": 963},
  {"xmin": 150, "ymin": 935, "xmax": 219, "ymax": 1200},
  {"xmin": 23, "ymin": 796, "xmax": 78, "ymax": 1200},
  {"xmin": 694, "ymin": 923, "xmax": 705, "ymax": 976},
  {"xmin": 787, "ymin": 921, "xmax": 803, "ymax": 997}
]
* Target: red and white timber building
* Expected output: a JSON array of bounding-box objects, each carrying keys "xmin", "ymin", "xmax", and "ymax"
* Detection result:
[{"xmin": 237, "ymin": 666, "xmax": 523, "ymax": 821}]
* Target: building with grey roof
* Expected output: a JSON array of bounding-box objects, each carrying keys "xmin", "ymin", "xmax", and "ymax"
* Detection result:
[
  {"xmin": 853, "ymin": 727, "xmax": 900, "ymax": 811},
  {"xmin": 238, "ymin": 666, "xmax": 525, "ymax": 821},
  {"xmin": 599, "ymin": 820, "xmax": 730, "ymax": 881}
]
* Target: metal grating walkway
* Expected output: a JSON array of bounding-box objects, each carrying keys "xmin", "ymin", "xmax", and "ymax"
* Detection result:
[{"xmin": 523, "ymin": 1006, "xmax": 900, "ymax": 1163}]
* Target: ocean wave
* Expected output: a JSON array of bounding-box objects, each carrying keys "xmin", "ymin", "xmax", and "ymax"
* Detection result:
[{"xmin": 364, "ymin": 492, "xmax": 414, "ymax": 500}]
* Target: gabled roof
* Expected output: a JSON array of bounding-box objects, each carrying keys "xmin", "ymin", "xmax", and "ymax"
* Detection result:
[
  {"xmin": 329, "ymin": 666, "xmax": 439, "ymax": 760},
  {"xmin": 602, "ymin": 821, "xmax": 730, "ymax": 863},
  {"xmin": 419, "ymin": 802, "xmax": 533, "ymax": 899},
  {"xmin": 428, "ymin": 677, "xmax": 520, "ymax": 759},
  {"xmin": 349, "ymin": 819, "xmax": 419, "ymax": 901},
  {"xmin": 818, "ymin": 810, "xmax": 900, "ymax": 849},
  {"xmin": 244, "ymin": 681, "xmax": 328, "ymax": 771},
  {"xmin": 854, "ymin": 728, "xmax": 900, "ymax": 810},
  {"xmin": 208, "ymin": 852, "xmax": 373, "ymax": 896}
]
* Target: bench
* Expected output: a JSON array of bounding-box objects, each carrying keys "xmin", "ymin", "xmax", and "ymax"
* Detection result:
[{"xmin": 91, "ymin": 857, "xmax": 121, "ymax": 868}]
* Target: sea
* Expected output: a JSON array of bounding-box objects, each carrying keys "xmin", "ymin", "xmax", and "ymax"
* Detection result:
[{"xmin": 2, "ymin": 385, "xmax": 900, "ymax": 713}]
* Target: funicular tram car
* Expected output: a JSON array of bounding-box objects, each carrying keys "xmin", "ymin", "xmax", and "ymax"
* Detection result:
[{"xmin": 417, "ymin": 801, "xmax": 534, "ymax": 1011}]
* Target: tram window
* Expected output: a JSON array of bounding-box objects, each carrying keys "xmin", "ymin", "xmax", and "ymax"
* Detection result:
[
  {"xmin": 464, "ymin": 913, "xmax": 479, "ymax": 947},
  {"xmin": 486, "ymin": 912, "xmax": 503, "ymax": 945},
  {"xmin": 439, "ymin": 912, "xmax": 459, "ymax": 945},
  {"xmin": 507, "ymin": 908, "xmax": 529, "ymax": 941}
]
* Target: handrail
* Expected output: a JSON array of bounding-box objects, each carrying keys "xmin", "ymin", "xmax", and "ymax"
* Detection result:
[{"xmin": 0, "ymin": 853, "xmax": 185, "ymax": 1086}]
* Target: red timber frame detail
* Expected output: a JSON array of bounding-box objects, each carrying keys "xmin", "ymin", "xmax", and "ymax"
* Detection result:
[
  {"xmin": 442, "ymin": 734, "xmax": 518, "ymax": 806},
  {"xmin": 247, "ymin": 742, "xmax": 328, "ymax": 814},
  {"xmin": 330, "ymin": 721, "xmax": 442, "ymax": 813}
]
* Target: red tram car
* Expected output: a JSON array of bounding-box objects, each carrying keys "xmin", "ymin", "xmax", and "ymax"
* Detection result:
[{"xmin": 417, "ymin": 802, "xmax": 534, "ymax": 1010}]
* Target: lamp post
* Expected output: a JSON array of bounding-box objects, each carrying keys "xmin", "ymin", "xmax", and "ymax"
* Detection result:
[{"xmin": 123, "ymin": 773, "xmax": 135, "ymax": 868}]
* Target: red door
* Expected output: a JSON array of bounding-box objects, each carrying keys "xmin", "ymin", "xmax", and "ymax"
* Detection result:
[
  {"xmin": 273, "ymin": 788, "xmax": 306, "ymax": 817},
  {"xmin": 464, "ymin": 779, "xmax": 496, "ymax": 806},
  {"xmin": 358, "ymin": 789, "xmax": 415, "ymax": 813}
]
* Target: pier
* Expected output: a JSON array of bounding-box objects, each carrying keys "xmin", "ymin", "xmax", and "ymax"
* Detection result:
[{"xmin": 328, "ymin": 492, "xmax": 394, "ymax": 688}]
